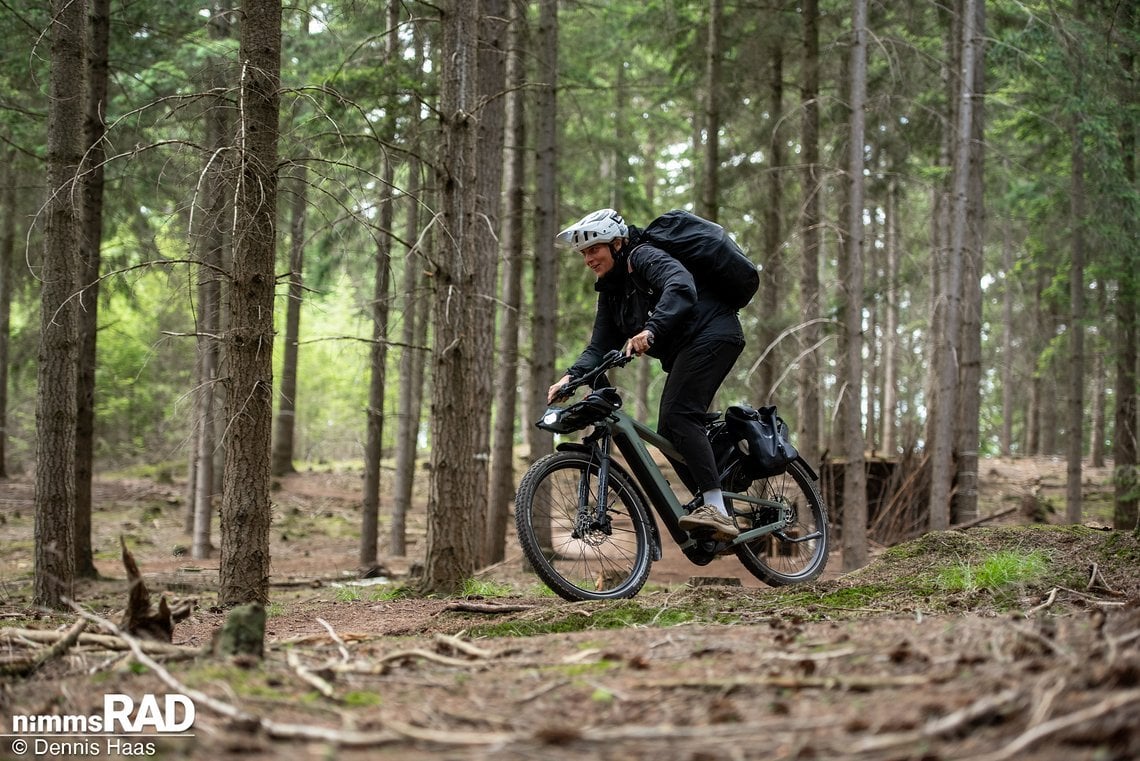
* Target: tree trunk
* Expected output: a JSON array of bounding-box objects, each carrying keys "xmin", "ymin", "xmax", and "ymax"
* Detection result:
[
  {"xmin": 390, "ymin": 22, "xmax": 429, "ymax": 558},
  {"xmin": 698, "ymin": 0, "xmax": 722, "ymax": 222},
  {"xmin": 423, "ymin": 0, "xmax": 487, "ymax": 593},
  {"xmin": 271, "ymin": 165, "xmax": 307, "ymax": 477},
  {"xmin": 0, "ymin": 150, "xmax": 16, "ymax": 478},
  {"xmin": 929, "ymin": 0, "xmax": 977, "ymax": 532},
  {"xmin": 1064, "ymin": 0, "xmax": 1087, "ymax": 525},
  {"xmin": 526, "ymin": 0, "xmax": 558, "ymax": 468},
  {"xmin": 797, "ymin": 0, "xmax": 822, "ymax": 470},
  {"xmin": 218, "ymin": 0, "xmax": 281, "ymax": 606},
  {"xmin": 1114, "ymin": 26, "xmax": 1138, "ymax": 531},
  {"xmin": 391, "ymin": 163, "xmax": 425, "ymax": 558},
  {"xmin": 955, "ymin": 0, "xmax": 986, "ymax": 526},
  {"xmin": 1000, "ymin": 168, "xmax": 1014, "ymax": 456},
  {"xmin": 487, "ymin": 0, "xmax": 527, "ymax": 564},
  {"xmin": 880, "ymin": 176, "xmax": 900, "ymax": 454},
  {"xmin": 474, "ymin": 0, "xmax": 507, "ymax": 566},
  {"xmin": 840, "ymin": 0, "xmax": 868, "ymax": 571},
  {"xmin": 360, "ymin": 0, "xmax": 401, "ymax": 570},
  {"xmin": 757, "ymin": 40, "xmax": 784, "ymax": 401},
  {"xmin": 192, "ymin": 5, "xmax": 232, "ymax": 561},
  {"xmin": 73, "ymin": 0, "xmax": 110, "ymax": 579},
  {"xmin": 35, "ymin": 0, "xmax": 87, "ymax": 609}
]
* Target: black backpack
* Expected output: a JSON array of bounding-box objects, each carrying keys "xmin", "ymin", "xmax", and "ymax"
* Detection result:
[{"xmin": 635, "ymin": 210, "xmax": 759, "ymax": 310}]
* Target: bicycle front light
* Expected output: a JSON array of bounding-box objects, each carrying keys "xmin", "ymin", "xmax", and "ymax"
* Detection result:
[{"xmin": 541, "ymin": 409, "xmax": 562, "ymax": 427}]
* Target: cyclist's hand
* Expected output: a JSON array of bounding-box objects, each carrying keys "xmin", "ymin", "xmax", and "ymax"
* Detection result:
[
  {"xmin": 547, "ymin": 374, "xmax": 572, "ymax": 404},
  {"xmin": 624, "ymin": 329, "xmax": 654, "ymax": 357}
]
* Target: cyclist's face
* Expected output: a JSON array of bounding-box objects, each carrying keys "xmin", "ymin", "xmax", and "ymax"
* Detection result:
[{"xmin": 581, "ymin": 241, "xmax": 617, "ymax": 277}]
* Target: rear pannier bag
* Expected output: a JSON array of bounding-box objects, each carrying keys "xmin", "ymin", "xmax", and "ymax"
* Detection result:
[{"xmin": 725, "ymin": 404, "xmax": 798, "ymax": 478}]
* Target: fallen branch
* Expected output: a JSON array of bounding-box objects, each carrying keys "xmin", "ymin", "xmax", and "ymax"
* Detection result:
[
  {"xmin": 853, "ymin": 688, "xmax": 1023, "ymax": 752},
  {"xmin": 440, "ymin": 602, "xmax": 535, "ymax": 614},
  {"xmin": 963, "ymin": 689, "xmax": 1140, "ymax": 761},
  {"xmin": 286, "ymin": 649, "xmax": 337, "ymax": 699},
  {"xmin": 433, "ymin": 633, "xmax": 495, "ymax": 659},
  {"xmin": 0, "ymin": 627, "xmax": 200, "ymax": 658},
  {"xmin": 634, "ymin": 673, "xmax": 935, "ymax": 691},
  {"xmin": 952, "ymin": 506, "xmax": 1018, "ymax": 531},
  {"xmin": 316, "ymin": 617, "xmax": 351, "ymax": 662},
  {"xmin": 1025, "ymin": 587, "xmax": 1058, "ymax": 617},
  {"xmin": 0, "ymin": 618, "xmax": 88, "ymax": 677}
]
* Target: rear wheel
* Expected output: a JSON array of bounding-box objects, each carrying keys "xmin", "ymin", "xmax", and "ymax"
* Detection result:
[
  {"xmin": 515, "ymin": 451, "xmax": 653, "ymax": 601},
  {"xmin": 727, "ymin": 459, "xmax": 829, "ymax": 585}
]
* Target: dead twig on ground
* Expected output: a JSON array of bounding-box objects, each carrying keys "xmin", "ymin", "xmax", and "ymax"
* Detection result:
[
  {"xmin": 440, "ymin": 601, "xmax": 536, "ymax": 614},
  {"xmin": 286, "ymin": 649, "xmax": 337, "ymax": 699},
  {"xmin": 634, "ymin": 673, "xmax": 936, "ymax": 691},
  {"xmin": 433, "ymin": 633, "xmax": 495, "ymax": 659},
  {"xmin": 0, "ymin": 627, "xmax": 200, "ymax": 658},
  {"xmin": 316, "ymin": 617, "xmax": 351, "ymax": 662},
  {"xmin": 1025, "ymin": 587, "xmax": 1058, "ymax": 617},
  {"xmin": 953, "ymin": 506, "xmax": 1019, "ymax": 531},
  {"xmin": 0, "ymin": 617, "xmax": 88, "ymax": 677},
  {"xmin": 852, "ymin": 688, "xmax": 1023, "ymax": 753},
  {"xmin": 962, "ymin": 688, "xmax": 1140, "ymax": 761}
]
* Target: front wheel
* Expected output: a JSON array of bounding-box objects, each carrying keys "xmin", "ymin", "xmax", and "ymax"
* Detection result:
[
  {"xmin": 727, "ymin": 458, "xmax": 830, "ymax": 586},
  {"xmin": 515, "ymin": 451, "xmax": 653, "ymax": 601}
]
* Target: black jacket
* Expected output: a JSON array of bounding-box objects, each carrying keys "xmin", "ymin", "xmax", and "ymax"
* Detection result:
[{"xmin": 566, "ymin": 227, "xmax": 744, "ymax": 377}]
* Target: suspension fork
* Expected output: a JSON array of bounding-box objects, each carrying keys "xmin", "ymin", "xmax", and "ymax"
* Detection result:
[{"xmin": 580, "ymin": 427, "xmax": 615, "ymax": 530}]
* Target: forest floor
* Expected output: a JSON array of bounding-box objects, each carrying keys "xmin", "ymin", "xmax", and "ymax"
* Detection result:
[{"xmin": 1, "ymin": 455, "xmax": 1139, "ymax": 760}]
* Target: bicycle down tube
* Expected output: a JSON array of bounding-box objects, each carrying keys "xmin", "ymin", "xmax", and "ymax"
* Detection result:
[{"xmin": 604, "ymin": 409, "xmax": 791, "ymax": 549}]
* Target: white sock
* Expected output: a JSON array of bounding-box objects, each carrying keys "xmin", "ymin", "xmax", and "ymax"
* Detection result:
[{"xmin": 702, "ymin": 489, "xmax": 727, "ymax": 516}]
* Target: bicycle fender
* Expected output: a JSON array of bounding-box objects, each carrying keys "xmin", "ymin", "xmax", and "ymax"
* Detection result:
[
  {"xmin": 554, "ymin": 442, "xmax": 663, "ymax": 561},
  {"xmin": 795, "ymin": 456, "xmax": 820, "ymax": 482}
]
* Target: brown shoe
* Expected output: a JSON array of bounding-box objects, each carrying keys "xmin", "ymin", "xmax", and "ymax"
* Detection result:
[{"xmin": 679, "ymin": 505, "xmax": 739, "ymax": 539}]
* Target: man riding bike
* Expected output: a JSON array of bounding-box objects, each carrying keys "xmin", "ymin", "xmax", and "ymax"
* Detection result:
[{"xmin": 548, "ymin": 208, "xmax": 746, "ymax": 539}]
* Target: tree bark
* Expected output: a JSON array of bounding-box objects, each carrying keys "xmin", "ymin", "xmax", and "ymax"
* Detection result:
[
  {"xmin": 526, "ymin": 0, "xmax": 558, "ymax": 468},
  {"xmin": 390, "ymin": 22, "xmax": 429, "ymax": 558},
  {"xmin": 487, "ymin": 0, "xmax": 527, "ymax": 564},
  {"xmin": 423, "ymin": 0, "xmax": 487, "ymax": 593},
  {"xmin": 1000, "ymin": 165, "xmax": 1014, "ymax": 456},
  {"xmin": 271, "ymin": 165, "xmax": 307, "ymax": 477},
  {"xmin": 929, "ymin": 0, "xmax": 977, "ymax": 532},
  {"xmin": 880, "ymin": 177, "xmax": 900, "ymax": 455},
  {"xmin": 955, "ymin": 0, "xmax": 986, "ymax": 526},
  {"xmin": 218, "ymin": 0, "xmax": 281, "ymax": 606},
  {"xmin": 840, "ymin": 0, "xmax": 868, "ymax": 571},
  {"xmin": 74, "ymin": 0, "xmax": 110, "ymax": 579},
  {"xmin": 1065, "ymin": 0, "xmax": 1086, "ymax": 525},
  {"xmin": 797, "ymin": 0, "xmax": 822, "ymax": 470},
  {"xmin": 192, "ymin": 5, "xmax": 232, "ymax": 561},
  {"xmin": 35, "ymin": 0, "xmax": 87, "ymax": 609},
  {"xmin": 1113, "ymin": 16, "xmax": 1138, "ymax": 531},
  {"xmin": 698, "ymin": 0, "xmax": 722, "ymax": 222},
  {"xmin": 757, "ymin": 40, "xmax": 784, "ymax": 402},
  {"xmin": 360, "ymin": 0, "xmax": 400, "ymax": 570},
  {"xmin": 0, "ymin": 150, "xmax": 16, "ymax": 478}
]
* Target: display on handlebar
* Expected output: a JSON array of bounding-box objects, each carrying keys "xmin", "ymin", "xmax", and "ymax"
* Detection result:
[{"xmin": 537, "ymin": 351, "xmax": 633, "ymax": 433}]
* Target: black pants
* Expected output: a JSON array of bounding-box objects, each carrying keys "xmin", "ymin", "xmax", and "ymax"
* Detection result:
[{"xmin": 657, "ymin": 336, "xmax": 744, "ymax": 496}]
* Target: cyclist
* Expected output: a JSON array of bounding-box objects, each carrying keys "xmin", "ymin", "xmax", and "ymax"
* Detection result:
[{"xmin": 548, "ymin": 208, "xmax": 745, "ymax": 539}]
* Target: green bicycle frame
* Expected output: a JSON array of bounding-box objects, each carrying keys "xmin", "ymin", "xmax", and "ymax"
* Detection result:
[{"xmin": 597, "ymin": 408, "xmax": 792, "ymax": 550}]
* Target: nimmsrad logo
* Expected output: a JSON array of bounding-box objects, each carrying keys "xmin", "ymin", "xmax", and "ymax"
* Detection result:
[{"xmin": 10, "ymin": 694, "xmax": 195, "ymax": 734}]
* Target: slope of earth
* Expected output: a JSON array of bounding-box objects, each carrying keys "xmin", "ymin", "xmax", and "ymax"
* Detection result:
[{"xmin": 0, "ymin": 457, "xmax": 1137, "ymax": 760}]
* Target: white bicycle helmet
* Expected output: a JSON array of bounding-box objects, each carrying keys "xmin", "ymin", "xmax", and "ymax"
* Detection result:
[{"xmin": 555, "ymin": 208, "xmax": 628, "ymax": 253}]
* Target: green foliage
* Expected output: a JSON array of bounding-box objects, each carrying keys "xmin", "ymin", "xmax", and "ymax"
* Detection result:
[
  {"xmin": 460, "ymin": 578, "xmax": 517, "ymax": 598},
  {"xmin": 936, "ymin": 551, "xmax": 1050, "ymax": 594}
]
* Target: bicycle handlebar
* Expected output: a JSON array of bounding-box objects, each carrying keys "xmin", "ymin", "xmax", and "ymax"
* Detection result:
[{"xmin": 552, "ymin": 349, "xmax": 635, "ymax": 402}]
